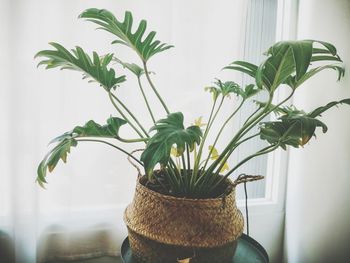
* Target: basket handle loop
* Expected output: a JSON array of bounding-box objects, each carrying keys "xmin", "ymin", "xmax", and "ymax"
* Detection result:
[{"xmin": 233, "ymin": 174, "xmax": 264, "ymax": 187}]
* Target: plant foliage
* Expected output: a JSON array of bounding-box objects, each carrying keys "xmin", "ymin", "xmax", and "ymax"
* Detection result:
[
  {"xmin": 36, "ymin": 8, "xmax": 349, "ymax": 198},
  {"xmin": 141, "ymin": 112, "xmax": 202, "ymax": 177},
  {"xmin": 79, "ymin": 8, "xmax": 173, "ymax": 62},
  {"xmin": 37, "ymin": 117, "xmax": 127, "ymax": 186},
  {"xmin": 35, "ymin": 43, "xmax": 126, "ymax": 90}
]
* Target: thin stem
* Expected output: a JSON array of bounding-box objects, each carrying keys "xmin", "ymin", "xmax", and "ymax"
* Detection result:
[
  {"xmin": 108, "ymin": 92, "xmax": 145, "ymax": 138},
  {"xmin": 203, "ymin": 93, "xmax": 275, "ymax": 177},
  {"xmin": 168, "ymin": 158, "xmax": 183, "ymax": 187},
  {"xmin": 143, "ymin": 62, "xmax": 170, "ymax": 114},
  {"xmin": 186, "ymin": 145, "xmax": 191, "ymax": 177},
  {"xmin": 76, "ymin": 138, "xmax": 143, "ymax": 166},
  {"xmin": 208, "ymin": 144, "xmax": 279, "ymax": 193},
  {"xmin": 115, "ymin": 136, "xmax": 149, "ymax": 143},
  {"xmin": 194, "ymin": 132, "xmax": 259, "ymax": 191},
  {"xmin": 191, "ymin": 97, "xmax": 219, "ymax": 183},
  {"xmin": 243, "ymin": 106, "xmax": 261, "ymax": 126},
  {"xmin": 210, "ymin": 133, "xmax": 260, "ymax": 179},
  {"xmin": 111, "ymin": 92, "xmax": 149, "ymax": 137},
  {"xmin": 181, "ymin": 154, "xmax": 188, "ymax": 190},
  {"xmin": 137, "ymin": 76, "xmax": 156, "ymax": 124},
  {"xmin": 202, "ymin": 99, "xmax": 246, "ymax": 172}
]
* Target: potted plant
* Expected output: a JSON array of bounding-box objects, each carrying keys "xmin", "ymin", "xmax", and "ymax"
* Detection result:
[{"xmin": 35, "ymin": 8, "xmax": 349, "ymax": 263}]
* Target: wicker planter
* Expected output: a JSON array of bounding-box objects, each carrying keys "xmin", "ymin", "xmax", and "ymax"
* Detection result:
[{"xmin": 124, "ymin": 175, "xmax": 254, "ymax": 263}]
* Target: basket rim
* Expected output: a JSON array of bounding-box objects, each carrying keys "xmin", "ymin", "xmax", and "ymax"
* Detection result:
[{"xmin": 136, "ymin": 175, "xmax": 236, "ymax": 203}]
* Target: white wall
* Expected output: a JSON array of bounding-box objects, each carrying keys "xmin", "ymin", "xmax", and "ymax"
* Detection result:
[{"xmin": 284, "ymin": 0, "xmax": 350, "ymax": 262}]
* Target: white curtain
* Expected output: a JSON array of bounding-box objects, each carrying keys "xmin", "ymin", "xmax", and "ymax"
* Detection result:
[
  {"xmin": 0, "ymin": 0, "xmax": 252, "ymax": 262},
  {"xmin": 284, "ymin": 0, "xmax": 350, "ymax": 262}
]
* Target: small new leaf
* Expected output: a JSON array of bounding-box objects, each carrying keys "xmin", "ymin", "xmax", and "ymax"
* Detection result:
[{"xmin": 113, "ymin": 57, "xmax": 145, "ymax": 77}]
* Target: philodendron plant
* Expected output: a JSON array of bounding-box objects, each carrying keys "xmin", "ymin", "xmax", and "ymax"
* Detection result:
[{"xmin": 36, "ymin": 8, "xmax": 349, "ymax": 198}]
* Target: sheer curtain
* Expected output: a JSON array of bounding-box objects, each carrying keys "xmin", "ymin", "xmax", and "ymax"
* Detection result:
[{"xmin": 0, "ymin": 0, "xmax": 250, "ymax": 262}]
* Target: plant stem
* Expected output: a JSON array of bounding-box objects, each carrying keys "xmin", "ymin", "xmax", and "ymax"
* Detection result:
[
  {"xmin": 194, "ymin": 132, "xmax": 259, "ymax": 192},
  {"xmin": 203, "ymin": 94, "xmax": 275, "ymax": 177},
  {"xmin": 202, "ymin": 99, "xmax": 245, "ymax": 172},
  {"xmin": 110, "ymin": 92, "xmax": 149, "ymax": 137},
  {"xmin": 137, "ymin": 76, "xmax": 156, "ymax": 124},
  {"xmin": 115, "ymin": 136, "xmax": 149, "ymax": 143},
  {"xmin": 212, "ymin": 133, "xmax": 260, "ymax": 176},
  {"xmin": 143, "ymin": 62, "xmax": 170, "ymax": 114},
  {"xmin": 243, "ymin": 106, "xmax": 261, "ymax": 126},
  {"xmin": 208, "ymin": 144, "xmax": 279, "ymax": 193},
  {"xmin": 108, "ymin": 92, "xmax": 145, "ymax": 138},
  {"xmin": 191, "ymin": 97, "xmax": 219, "ymax": 184},
  {"xmin": 76, "ymin": 138, "xmax": 143, "ymax": 166}
]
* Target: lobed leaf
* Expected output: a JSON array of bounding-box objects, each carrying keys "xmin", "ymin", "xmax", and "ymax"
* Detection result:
[
  {"xmin": 140, "ymin": 112, "xmax": 202, "ymax": 177},
  {"xmin": 37, "ymin": 117, "xmax": 127, "ymax": 186},
  {"xmin": 259, "ymin": 98, "xmax": 350, "ymax": 149},
  {"xmin": 225, "ymin": 40, "xmax": 344, "ymax": 92},
  {"xmin": 79, "ymin": 9, "xmax": 173, "ymax": 62},
  {"xmin": 35, "ymin": 43, "xmax": 126, "ymax": 90}
]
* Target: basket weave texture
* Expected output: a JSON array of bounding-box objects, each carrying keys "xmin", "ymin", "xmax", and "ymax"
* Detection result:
[{"xmin": 124, "ymin": 177, "xmax": 244, "ymax": 248}]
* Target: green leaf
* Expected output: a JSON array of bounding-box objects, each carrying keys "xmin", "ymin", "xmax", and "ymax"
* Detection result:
[
  {"xmin": 205, "ymin": 80, "xmax": 259, "ymax": 100},
  {"xmin": 229, "ymin": 40, "xmax": 343, "ymax": 92},
  {"xmin": 260, "ymin": 116, "xmax": 327, "ymax": 149},
  {"xmin": 257, "ymin": 43, "xmax": 295, "ymax": 91},
  {"xmin": 35, "ymin": 43, "xmax": 126, "ymax": 90},
  {"xmin": 79, "ymin": 9, "xmax": 173, "ymax": 62},
  {"xmin": 223, "ymin": 61, "xmax": 258, "ymax": 78},
  {"xmin": 205, "ymin": 80, "xmax": 242, "ymax": 99},
  {"xmin": 293, "ymin": 64, "xmax": 345, "ymax": 88},
  {"xmin": 37, "ymin": 117, "xmax": 127, "ymax": 186},
  {"xmin": 308, "ymin": 99, "xmax": 350, "ymax": 118},
  {"xmin": 113, "ymin": 57, "xmax": 144, "ymax": 77},
  {"xmin": 260, "ymin": 98, "xmax": 350, "ymax": 149},
  {"xmin": 51, "ymin": 116, "xmax": 127, "ymax": 144},
  {"xmin": 140, "ymin": 112, "xmax": 202, "ymax": 177},
  {"xmin": 37, "ymin": 138, "xmax": 78, "ymax": 187}
]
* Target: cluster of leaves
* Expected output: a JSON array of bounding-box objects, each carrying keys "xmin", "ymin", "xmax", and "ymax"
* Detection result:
[{"xmin": 36, "ymin": 8, "xmax": 349, "ymax": 198}]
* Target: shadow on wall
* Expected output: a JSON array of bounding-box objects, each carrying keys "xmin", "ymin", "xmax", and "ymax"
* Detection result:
[{"xmin": 0, "ymin": 230, "xmax": 15, "ymax": 263}]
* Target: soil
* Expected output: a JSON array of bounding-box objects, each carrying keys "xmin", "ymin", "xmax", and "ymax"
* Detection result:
[{"xmin": 139, "ymin": 170, "xmax": 232, "ymax": 199}]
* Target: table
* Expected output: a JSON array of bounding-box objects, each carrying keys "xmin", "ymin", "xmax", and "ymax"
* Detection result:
[{"xmin": 121, "ymin": 234, "xmax": 269, "ymax": 263}]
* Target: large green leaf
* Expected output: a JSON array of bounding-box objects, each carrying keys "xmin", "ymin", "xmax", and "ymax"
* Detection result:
[
  {"xmin": 37, "ymin": 138, "xmax": 77, "ymax": 187},
  {"xmin": 257, "ymin": 43, "xmax": 296, "ymax": 91},
  {"xmin": 292, "ymin": 64, "xmax": 345, "ymax": 88},
  {"xmin": 260, "ymin": 116, "xmax": 327, "ymax": 150},
  {"xmin": 308, "ymin": 99, "xmax": 350, "ymax": 118},
  {"xmin": 37, "ymin": 117, "xmax": 127, "ymax": 186},
  {"xmin": 35, "ymin": 43, "xmax": 126, "ymax": 91},
  {"xmin": 51, "ymin": 116, "xmax": 127, "ymax": 143},
  {"xmin": 259, "ymin": 98, "xmax": 350, "ymax": 149},
  {"xmin": 225, "ymin": 40, "xmax": 344, "ymax": 92},
  {"xmin": 79, "ymin": 8, "xmax": 173, "ymax": 62},
  {"xmin": 223, "ymin": 61, "xmax": 258, "ymax": 79},
  {"xmin": 140, "ymin": 112, "xmax": 202, "ymax": 177}
]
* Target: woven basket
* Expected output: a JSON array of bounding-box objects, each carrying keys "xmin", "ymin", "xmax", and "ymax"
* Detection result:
[{"xmin": 124, "ymin": 175, "xmax": 260, "ymax": 263}]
